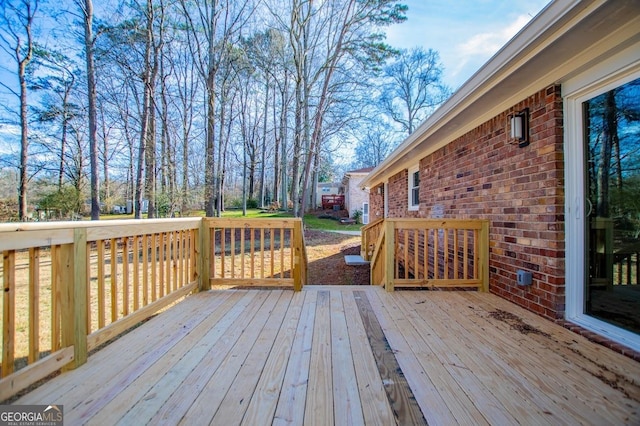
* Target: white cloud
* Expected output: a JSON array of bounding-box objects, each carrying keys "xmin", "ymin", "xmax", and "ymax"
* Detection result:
[
  {"xmin": 458, "ymin": 14, "xmax": 532, "ymax": 57},
  {"xmin": 449, "ymin": 14, "xmax": 533, "ymax": 85}
]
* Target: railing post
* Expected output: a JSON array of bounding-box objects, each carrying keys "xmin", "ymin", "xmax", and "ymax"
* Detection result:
[
  {"xmin": 62, "ymin": 228, "xmax": 88, "ymax": 370},
  {"xmin": 385, "ymin": 220, "xmax": 395, "ymax": 292},
  {"xmin": 293, "ymin": 219, "xmax": 304, "ymax": 291},
  {"xmin": 479, "ymin": 220, "xmax": 490, "ymax": 292},
  {"xmin": 199, "ymin": 218, "xmax": 211, "ymax": 291}
]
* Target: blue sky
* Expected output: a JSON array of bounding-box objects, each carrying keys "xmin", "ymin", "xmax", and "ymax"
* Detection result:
[{"xmin": 385, "ymin": 0, "xmax": 551, "ymax": 89}]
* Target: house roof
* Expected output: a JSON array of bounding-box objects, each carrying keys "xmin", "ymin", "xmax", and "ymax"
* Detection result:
[
  {"xmin": 361, "ymin": 0, "xmax": 640, "ymax": 189},
  {"xmin": 345, "ymin": 166, "xmax": 375, "ymax": 175}
]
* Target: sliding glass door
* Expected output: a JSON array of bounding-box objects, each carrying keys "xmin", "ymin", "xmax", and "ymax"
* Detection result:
[{"xmin": 584, "ymin": 77, "xmax": 640, "ymax": 335}]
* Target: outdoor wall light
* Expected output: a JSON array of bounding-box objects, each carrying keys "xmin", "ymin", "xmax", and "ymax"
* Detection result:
[{"xmin": 508, "ymin": 108, "xmax": 529, "ymax": 148}]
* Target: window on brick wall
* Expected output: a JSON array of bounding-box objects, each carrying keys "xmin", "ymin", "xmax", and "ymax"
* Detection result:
[{"xmin": 408, "ymin": 166, "xmax": 420, "ymax": 211}]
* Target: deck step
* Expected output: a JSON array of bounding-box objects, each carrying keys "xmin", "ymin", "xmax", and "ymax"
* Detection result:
[{"xmin": 344, "ymin": 255, "xmax": 369, "ymax": 266}]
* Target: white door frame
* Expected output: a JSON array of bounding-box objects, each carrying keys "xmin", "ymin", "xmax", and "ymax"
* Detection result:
[{"xmin": 564, "ymin": 51, "xmax": 640, "ymax": 352}]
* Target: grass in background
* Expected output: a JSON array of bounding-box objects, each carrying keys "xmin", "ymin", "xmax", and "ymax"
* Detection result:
[
  {"xmin": 301, "ymin": 214, "xmax": 362, "ymax": 232},
  {"xmin": 95, "ymin": 208, "xmax": 362, "ymax": 232},
  {"xmin": 220, "ymin": 209, "xmax": 362, "ymax": 232}
]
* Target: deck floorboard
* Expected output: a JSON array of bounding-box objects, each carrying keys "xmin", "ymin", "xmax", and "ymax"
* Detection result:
[{"xmin": 15, "ymin": 286, "xmax": 640, "ymax": 425}]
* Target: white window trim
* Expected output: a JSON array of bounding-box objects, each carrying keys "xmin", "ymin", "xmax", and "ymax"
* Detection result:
[
  {"xmin": 564, "ymin": 49, "xmax": 640, "ymax": 352},
  {"xmin": 408, "ymin": 165, "xmax": 420, "ymax": 211}
]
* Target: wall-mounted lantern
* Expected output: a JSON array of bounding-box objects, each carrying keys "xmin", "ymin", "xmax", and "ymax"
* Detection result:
[{"xmin": 508, "ymin": 108, "xmax": 529, "ymax": 148}]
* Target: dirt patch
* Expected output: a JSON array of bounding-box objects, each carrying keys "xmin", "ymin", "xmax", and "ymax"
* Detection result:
[
  {"xmin": 488, "ymin": 309, "xmax": 551, "ymax": 338},
  {"xmin": 304, "ymin": 230, "xmax": 369, "ymax": 285}
]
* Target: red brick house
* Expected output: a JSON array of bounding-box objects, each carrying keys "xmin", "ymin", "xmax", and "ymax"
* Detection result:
[{"xmin": 361, "ymin": 1, "xmax": 640, "ymax": 353}]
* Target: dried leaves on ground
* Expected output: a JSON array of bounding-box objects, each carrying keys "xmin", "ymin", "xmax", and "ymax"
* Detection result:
[{"xmin": 304, "ymin": 230, "xmax": 369, "ymax": 285}]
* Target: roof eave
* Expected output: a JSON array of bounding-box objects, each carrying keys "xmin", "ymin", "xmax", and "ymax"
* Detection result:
[{"xmin": 361, "ymin": 0, "xmax": 640, "ymax": 189}]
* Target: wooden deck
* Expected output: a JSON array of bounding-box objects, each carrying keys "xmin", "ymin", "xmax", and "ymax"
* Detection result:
[{"xmin": 16, "ymin": 286, "xmax": 640, "ymax": 425}]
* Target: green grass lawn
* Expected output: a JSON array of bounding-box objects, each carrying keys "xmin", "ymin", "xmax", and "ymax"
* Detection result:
[
  {"xmin": 220, "ymin": 208, "xmax": 362, "ymax": 232},
  {"xmin": 94, "ymin": 208, "xmax": 362, "ymax": 232}
]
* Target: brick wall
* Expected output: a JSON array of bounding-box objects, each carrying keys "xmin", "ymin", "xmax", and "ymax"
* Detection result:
[
  {"xmin": 376, "ymin": 85, "xmax": 565, "ymax": 320},
  {"xmin": 370, "ymin": 184, "xmax": 384, "ymax": 220}
]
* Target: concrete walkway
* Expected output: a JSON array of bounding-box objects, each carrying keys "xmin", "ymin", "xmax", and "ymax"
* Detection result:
[{"xmin": 325, "ymin": 230, "xmax": 361, "ymax": 236}]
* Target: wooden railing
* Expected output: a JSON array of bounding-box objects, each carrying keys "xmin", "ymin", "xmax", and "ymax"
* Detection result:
[
  {"xmin": 361, "ymin": 217, "xmax": 384, "ymax": 261},
  {"xmin": 0, "ymin": 216, "xmax": 307, "ymax": 401},
  {"xmin": 0, "ymin": 218, "xmax": 201, "ymax": 400},
  {"xmin": 369, "ymin": 218, "xmax": 489, "ymax": 292},
  {"xmin": 201, "ymin": 218, "xmax": 307, "ymax": 291}
]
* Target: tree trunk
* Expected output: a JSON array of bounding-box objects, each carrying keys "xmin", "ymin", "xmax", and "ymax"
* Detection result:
[
  {"xmin": 18, "ymin": 63, "xmax": 29, "ymax": 220},
  {"xmin": 204, "ymin": 70, "xmax": 216, "ymax": 217},
  {"xmin": 259, "ymin": 78, "xmax": 269, "ymax": 208},
  {"xmin": 100, "ymin": 105, "xmax": 110, "ymax": 211},
  {"xmin": 83, "ymin": 0, "xmax": 100, "ymax": 220},
  {"xmin": 596, "ymin": 90, "xmax": 618, "ymax": 218},
  {"xmin": 272, "ymin": 85, "xmax": 280, "ymax": 205}
]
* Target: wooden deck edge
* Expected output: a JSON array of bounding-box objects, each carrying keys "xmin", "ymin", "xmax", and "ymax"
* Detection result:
[
  {"xmin": 210, "ymin": 278, "xmax": 294, "ymax": 287},
  {"xmin": 0, "ymin": 346, "xmax": 74, "ymax": 402}
]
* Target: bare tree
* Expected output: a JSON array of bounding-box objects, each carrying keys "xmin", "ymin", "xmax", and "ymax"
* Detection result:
[
  {"xmin": 297, "ymin": 0, "xmax": 407, "ymax": 216},
  {"xmin": 76, "ymin": 0, "xmax": 100, "ymax": 219},
  {"xmin": 353, "ymin": 123, "xmax": 398, "ymax": 168},
  {"xmin": 179, "ymin": 0, "xmax": 255, "ymax": 217},
  {"xmin": 0, "ymin": 0, "xmax": 39, "ymax": 220},
  {"xmin": 380, "ymin": 47, "xmax": 451, "ymax": 135}
]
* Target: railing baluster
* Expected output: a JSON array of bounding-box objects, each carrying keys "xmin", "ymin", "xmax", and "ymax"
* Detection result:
[
  {"xmin": 280, "ymin": 228, "xmax": 284, "ymax": 278},
  {"xmin": 433, "ymin": 229, "xmax": 439, "ymax": 280},
  {"xmin": 172, "ymin": 231, "xmax": 178, "ymax": 291},
  {"xmin": 463, "ymin": 230, "xmax": 469, "ymax": 280},
  {"xmin": 221, "ymin": 228, "xmax": 226, "ymax": 278},
  {"xmin": 250, "ymin": 227, "xmax": 255, "ymax": 279},
  {"xmin": 231, "ymin": 227, "xmax": 236, "ymax": 279},
  {"xmin": 165, "ymin": 232, "xmax": 172, "ymax": 294},
  {"xmin": 444, "ymin": 228, "xmax": 449, "ymax": 280},
  {"xmin": 423, "ymin": 229, "xmax": 428, "ymax": 280},
  {"xmin": 51, "ymin": 244, "xmax": 60, "ymax": 351},
  {"xmin": 110, "ymin": 238, "xmax": 118, "ymax": 323},
  {"xmin": 3, "ymin": 250, "xmax": 16, "ymax": 377},
  {"xmin": 414, "ymin": 229, "xmax": 419, "ymax": 279},
  {"xmin": 260, "ymin": 228, "xmax": 265, "ymax": 279},
  {"xmin": 240, "ymin": 227, "xmax": 245, "ymax": 279},
  {"xmin": 190, "ymin": 229, "xmax": 196, "ymax": 284},
  {"xmin": 150, "ymin": 233, "xmax": 158, "ymax": 302},
  {"xmin": 474, "ymin": 229, "xmax": 479, "ymax": 280},
  {"xmin": 158, "ymin": 233, "xmax": 165, "ymax": 300},
  {"xmin": 453, "ymin": 229, "xmax": 459, "ymax": 279},
  {"xmin": 180, "ymin": 230, "xmax": 186, "ymax": 287},
  {"xmin": 122, "ymin": 237, "xmax": 129, "ymax": 316},
  {"xmin": 403, "ymin": 230, "xmax": 408, "ymax": 279},
  {"xmin": 270, "ymin": 229, "xmax": 275, "ymax": 278},
  {"xmin": 28, "ymin": 247, "xmax": 40, "ymax": 364},
  {"xmin": 133, "ymin": 235, "xmax": 140, "ymax": 311},
  {"xmin": 97, "ymin": 240, "xmax": 105, "ymax": 328}
]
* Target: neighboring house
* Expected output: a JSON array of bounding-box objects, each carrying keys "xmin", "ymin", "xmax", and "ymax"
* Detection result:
[
  {"xmin": 361, "ymin": 1, "xmax": 640, "ymax": 353},
  {"xmin": 343, "ymin": 167, "xmax": 373, "ymax": 223},
  {"xmin": 316, "ymin": 182, "xmax": 342, "ymax": 209}
]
